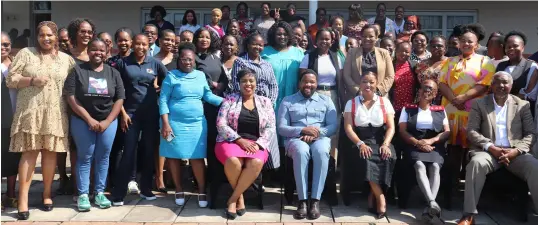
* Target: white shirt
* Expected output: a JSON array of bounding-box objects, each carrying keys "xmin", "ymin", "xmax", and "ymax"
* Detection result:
[
  {"xmin": 344, "ymin": 95, "xmax": 395, "ymax": 127},
  {"xmin": 254, "ymin": 17, "xmax": 276, "ymax": 44},
  {"xmin": 483, "ymin": 96, "xmax": 511, "ymax": 150},
  {"xmin": 178, "ymin": 24, "xmax": 201, "ymax": 34},
  {"xmin": 299, "ymin": 54, "xmax": 344, "ymax": 86},
  {"xmin": 393, "ymin": 19, "xmax": 406, "ymax": 35},
  {"xmin": 1, "ymin": 63, "xmax": 17, "ymax": 113},
  {"xmin": 504, "ymin": 62, "xmax": 538, "ymax": 101},
  {"xmin": 398, "ymin": 107, "xmax": 449, "ymax": 130}
]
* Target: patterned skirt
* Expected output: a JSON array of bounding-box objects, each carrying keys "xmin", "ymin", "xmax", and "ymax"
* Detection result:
[{"xmin": 9, "ymin": 132, "xmax": 68, "ymax": 153}]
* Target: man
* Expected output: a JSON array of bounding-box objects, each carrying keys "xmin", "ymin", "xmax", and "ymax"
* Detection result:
[
  {"xmin": 307, "ymin": 8, "xmax": 329, "ymax": 41},
  {"xmin": 459, "ymin": 71, "xmax": 538, "ymax": 225},
  {"xmin": 393, "ymin": 5, "xmax": 406, "ymax": 35},
  {"xmin": 253, "ymin": 2, "xmax": 276, "ymax": 44},
  {"xmin": 143, "ymin": 24, "xmax": 160, "ymax": 56},
  {"xmin": 278, "ymin": 69, "xmax": 337, "ymax": 220},
  {"xmin": 283, "ymin": 3, "xmax": 306, "ymax": 32},
  {"xmin": 367, "ymin": 3, "xmax": 396, "ymax": 38},
  {"xmin": 220, "ymin": 5, "xmax": 231, "ymax": 32},
  {"xmin": 58, "ymin": 28, "xmax": 72, "ymax": 53}
]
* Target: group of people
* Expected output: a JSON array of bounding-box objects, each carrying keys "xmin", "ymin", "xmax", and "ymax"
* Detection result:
[{"xmin": 2, "ymin": 2, "xmax": 538, "ymax": 225}]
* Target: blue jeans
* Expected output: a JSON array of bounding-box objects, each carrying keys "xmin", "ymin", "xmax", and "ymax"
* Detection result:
[
  {"xmin": 71, "ymin": 116, "xmax": 118, "ymax": 195},
  {"xmin": 112, "ymin": 112, "xmax": 158, "ymax": 199},
  {"xmin": 287, "ymin": 137, "xmax": 331, "ymax": 200}
]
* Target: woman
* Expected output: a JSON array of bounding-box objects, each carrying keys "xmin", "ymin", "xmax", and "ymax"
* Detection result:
[
  {"xmin": 410, "ymin": 31, "xmax": 431, "ymax": 62},
  {"xmin": 438, "ymin": 24, "xmax": 495, "ymax": 204},
  {"xmin": 159, "ymin": 43, "xmax": 223, "ymax": 207},
  {"xmin": 152, "ymin": 29, "xmax": 177, "ymax": 192},
  {"xmin": 398, "ymin": 79, "xmax": 450, "ymax": 222},
  {"xmin": 228, "ymin": 32, "xmax": 280, "ymax": 169},
  {"xmin": 65, "ymin": 39, "xmax": 125, "ymax": 211},
  {"xmin": 344, "ymin": 3, "xmax": 368, "ymax": 41},
  {"xmin": 111, "ymin": 34, "xmax": 168, "ymax": 205},
  {"xmin": 7, "ymin": 21, "xmax": 76, "ymax": 220},
  {"xmin": 282, "ymin": 3, "xmax": 306, "ymax": 32},
  {"xmin": 1, "ymin": 32, "xmax": 21, "ymax": 211},
  {"xmin": 343, "ymin": 24, "xmax": 394, "ymax": 101},
  {"xmin": 262, "ymin": 21, "xmax": 304, "ymax": 113},
  {"xmin": 226, "ymin": 19, "xmax": 244, "ymax": 54},
  {"xmin": 299, "ymin": 28, "xmax": 344, "ymax": 156},
  {"xmin": 205, "ymin": 8, "xmax": 225, "ymax": 38},
  {"xmin": 253, "ymin": 2, "xmax": 276, "ymax": 44},
  {"xmin": 496, "ymin": 31, "xmax": 538, "ymax": 115},
  {"xmin": 415, "ymin": 35, "xmax": 448, "ymax": 105},
  {"xmin": 391, "ymin": 42, "xmax": 417, "ymax": 112},
  {"xmin": 97, "ymin": 32, "xmax": 114, "ymax": 60},
  {"xmin": 107, "ymin": 28, "xmax": 132, "ymax": 67},
  {"xmin": 486, "ymin": 32, "xmax": 507, "ymax": 67},
  {"xmin": 146, "ymin": 5, "xmax": 176, "ymax": 41},
  {"xmin": 178, "ymin": 10, "xmax": 201, "ymax": 34},
  {"xmin": 379, "ymin": 37, "xmax": 395, "ymax": 59},
  {"xmin": 343, "ymin": 72, "xmax": 396, "ymax": 219},
  {"xmin": 299, "ymin": 32, "xmax": 314, "ymax": 53},
  {"xmin": 235, "ymin": 2, "xmax": 254, "ymax": 38},
  {"xmin": 68, "ymin": 18, "xmax": 96, "ymax": 65},
  {"xmin": 396, "ymin": 15, "xmax": 420, "ymax": 42},
  {"xmin": 346, "ymin": 37, "xmax": 360, "ymax": 52},
  {"xmin": 222, "ymin": 35, "xmax": 239, "ymax": 92},
  {"xmin": 330, "ymin": 17, "xmax": 348, "ymax": 58},
  {"xmin": 216, "ymin": 68, "xmax": 275, "ymax": 219}
]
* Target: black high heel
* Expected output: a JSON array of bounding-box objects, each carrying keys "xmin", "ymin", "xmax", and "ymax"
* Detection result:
[
  {"xmin": 17, "ymin": 211, "xmax": 30, "ymax": 220},
  {"xmin": 42, "ymin": 195, "xmax": 53, "ymax": 212},
  {"xmin": 376, "ymin": 211, "xmax": 387, "ymax": 219},
  {"xmin": 237, "ymin": 208, "xmax": 246, "ymax": 216},
  {"xmin": 225, "ymin": 209, "xmax": 237, "ymax": 220}
]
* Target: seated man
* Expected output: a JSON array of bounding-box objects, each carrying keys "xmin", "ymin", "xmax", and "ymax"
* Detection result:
[
  {"xmin": 459, "ymin": 71, "xmax": 538, "ymax": 225},
  {"xmin": 277, "ymin": 69, "xmax": 337, "ymax": 220}
]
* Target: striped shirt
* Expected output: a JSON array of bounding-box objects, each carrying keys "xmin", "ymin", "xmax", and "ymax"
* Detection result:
[{"xmin": 227, "ymin": 53, "xmax": 279, "ymax": 105}]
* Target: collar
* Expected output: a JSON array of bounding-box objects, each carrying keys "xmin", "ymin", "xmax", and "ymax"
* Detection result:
[
  {"xmin": 150, "ymin": 43, "xmax": 158, "ymax": 50},
  {"xmin": 492, "ymin": 95, "xmax": 510, "ymax": 108},
  {"xmin": 359, "ymin": 94, "xmax": 380, "ymax": 103},
  {"xmin": 127, "ymin": 53, "xmax": 150, "ymax": 64},
  {"xmin": 297, "ymin": 91, "xmax": 320, "ymax": 102},
  {"xmin": 242, "ymin": 53, "xmax": 262, "ymax": 63}
]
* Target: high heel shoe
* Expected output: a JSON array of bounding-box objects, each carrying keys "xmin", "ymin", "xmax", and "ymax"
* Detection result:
[
  {"xmin": 17, "ymin": 211, "xmax": 30, "ymax": 220},
  {"xmin": 428, "ymin": 200, "xmax": 442, "ymax": 218},
  {"xmin": 237, "ymin": 208, "xmax": 246, "ymax": 216},
  {"xmin": 225, "ymin": 209, "xmax": 238, "ymax": 220},
  {"xmin": 42, "ymin": 195, "xmax": 53, "ymax": 212},
  {"xmin": 376, "ymin": 211, "xmax": 387, "ymax": 219}
]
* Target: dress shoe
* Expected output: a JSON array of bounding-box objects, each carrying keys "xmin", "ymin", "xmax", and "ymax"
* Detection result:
[
  {"xmin": 293, "ymin": 200, "xmax": 308, "ymax": 219},
  {"xmin": 225, "ymin": 209, "xmax": 237, "ymax": 220},
  {"xmin": 457, "ymin": 215, "xmax": 475, "ymax": 225},
  {"xmin": 237, "ymin": 208, "xmax": 246, "ymax": 216},
  {"xmin": 17, "ymin": 211, "xmax": 30, "ymax": 220},
  {"xmin": 308, "ymin": 199, "xmax": 321, "ymax": 220}
]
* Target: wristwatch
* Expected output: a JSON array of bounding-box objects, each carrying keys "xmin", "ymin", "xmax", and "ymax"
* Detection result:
[{"xmin": 356, "ymin": 141, "xmax": 365, "ymax": 148}]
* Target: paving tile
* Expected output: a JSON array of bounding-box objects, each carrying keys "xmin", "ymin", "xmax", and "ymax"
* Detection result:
[
  {"xmin": 87, "ymin": 223, "xmax": 118, "ymax": 225},
  {"xmin": 175, "ymin": 196, "xmax": 226, "ymax": 223},
  {"xmin": 231, "ymin": 194, "xmax": 281, "ymax": 223},
  {"xmin": 142, "ymin": 223, "xmax": 174, "ymax": 225},
  {"xmin": 255, "ymin": 223, "xmax": 284, "ymax": 225},
  {"xmin": 111, "ymin": 223, "xmax": 143, "ymax": 225},
  {"xmin": 61, "ymin": 222, "xmax": 93, "ymax": 225},
  {"xmin": 70, "ymin": 206, "xmax": 134, "ymax": 221},
  {"xmin": 282, "ymin": 223, "xmax": 312, "ymax": 225},
  {"xmin": 122, "ymin": 206, "xmax": 180, "ymax": 223},
  {"xmin": 135, "ymin": 193, "xmax": 178, "ymax": 208},
  {"xmin": 1, "ymin": 207, "xmax": 18, "ymax": 221},
  {"xmin": 331, "ymin": 201, "xmax": 387, "ymax": 223},
  {"xmin": 281, "ymin": 202, "xmax": 332, "ymax": 223},
  {"xmin": 5, "ymin": 222, "xmax": 33, "ymax": 225},
  {"xmin": 27, "ymin": 207, "xmax": 78, "ymax": 221}
]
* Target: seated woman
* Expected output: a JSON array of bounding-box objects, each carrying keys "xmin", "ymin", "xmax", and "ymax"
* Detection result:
[
  {"xmin": 398, "ymin": 79, "xmax": 450, "ymax": 222},
  {"xmin": 215, "ymin": 68, "xmax": 276, "ymax": 219},
  {"xmin": 343, "ymin": 72, "xmax": 396, "ymax": 219}
]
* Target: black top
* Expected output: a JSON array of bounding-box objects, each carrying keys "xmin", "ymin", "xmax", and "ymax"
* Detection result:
[
  {"xmin": 66, "ymin": 51, "xmax": 89, "ymax": 66},
  {"xmin": 157, "ymin": 56, "xmax": 177, "ymax": 86},
  {"xmin": 1, "ymin": 77, "xmax": 13, "ymax": 128},
  {"xmin": 375, "ymin": 18, "xmax": 387, "ymax": 38},
  {"xmin": 64, "ymin": 63, "xmax": 126, "ymax": 121},
  {"xmin": 237, "ymin": 104, "xmax": 260, "ymax": 141},
  {"xmin": 145, "ymin": 20, "xmax": 176, "ymax": 46},
  {"xmin": 196, "ymin": 53, "xmax": 228, "ymax": 96},
  {"xmin": 362, "ymin": 50, "xmax": 378, "ymax": 75}
]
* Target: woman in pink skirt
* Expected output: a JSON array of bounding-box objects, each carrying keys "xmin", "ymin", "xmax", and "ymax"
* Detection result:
[{"xmin": 215, "ymin": 68, "xmax": 276, "ymax": 219}]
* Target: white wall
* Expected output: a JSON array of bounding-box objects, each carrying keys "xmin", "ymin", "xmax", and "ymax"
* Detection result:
[{"xmin": 1, "ymin": 1, "xmax": 31, "ymax": 32}]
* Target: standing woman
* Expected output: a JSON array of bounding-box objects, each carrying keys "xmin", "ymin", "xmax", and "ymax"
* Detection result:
[
  {"xmin": 107, "ymin": 28, "xmax": 133, "ymax": 67},
  {"xmin": 1, "ymin": 32, "xmax": 21, "ymax": 211},
  {"xmin": 410, "ymin": 31, "xmax": 431, "ymax": 62},
  {"xmin": 396, "ymin": 15, "xmax": 420, "ymax": 42},
  {"xmin": 235, "ymin": 2, "xmax": 254, "ymax": 38},
  {"xmin": 299, "ymin": 28, "xmax": 344, "ymax": 156},
  {"xmin": 178, "ymin": 10, "xmax": 201, "ymax": 35},
  {"xmin": 228, "ymin": 32, "xmax": 280, "ymax": 169},
  {"xmin": 496, "ymin": 31, "xmax": 538, "ymax": 116},
  {"xmin": 438, "ymin": 24, "xmax": 495, "ymax": 207},
  {"xmin": 415, "ymin": 35, "xmax": 448, "ymax": 105},
  {"xmin": 68, "ymin": 18, "xmax": 96, "ymax": 65},
  {"xmin": 344, "ymin": 3, "xmax": 368, "ymax": 41},
  {"xmin": 65, "ymin": 39, "xmax": 125, "ymax": 211},
  {"xmin": 111, "ymin": 34, "xmax": 168, "ymax": 205},
  {"xmin": 7, "ymin": 21, "xmax": 76, "ymax": 220},
  {"xmin": 343, "ymin": 24, "xmax": 395, "ymax": 101},
  {"xmin": 159, "ymin": 43, "xmax": 223, "ymax": 207},
  {"xmin": 262, "ymin": 21, "xmax": 304, "ymax": 113},
  {"xmin": 226, "ymin": 19, "xmax": 244, "ymax": 55},
  {"xmin": 343, "ymin": 72, "xmax": 396, "ymax": 219},
  {"xmin": 221, "ymin": 35, "xmax": 239, "ymax": 96},
  {"xmin": 153, "ymin": 29, "xmax": 177, "ymax": 192},
  {"xmin": 146, "ymin": 5, "xmax": 176, "ymax": 43},
  {"xmin": 205, "ymin": 8, "xmax": 225, "ymax": 38}
]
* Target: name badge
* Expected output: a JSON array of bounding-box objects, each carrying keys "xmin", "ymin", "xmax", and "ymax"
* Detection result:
[{"xmin": 146, "ymin": 68, "xmax": 155, "ymax": 74}]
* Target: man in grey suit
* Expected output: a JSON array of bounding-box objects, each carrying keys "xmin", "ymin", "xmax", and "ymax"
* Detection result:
[{"xmin": 458, "ymin": 71, "xmax": 538, "ymax": 225}]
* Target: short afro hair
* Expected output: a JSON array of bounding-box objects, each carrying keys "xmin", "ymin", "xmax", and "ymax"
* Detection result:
[
  {"xmin": 453, "ymin": 23, "xmax": 486, "ymax": 41},
  {"xmin": 267, "ymin": 21, "xmax": 293, "ymax": 47},
  {"xmin": 504, "ymin": 30, "xmax": 527, "ymax": 46},
  {"xmin": 150, "ymin": 5, "xmax": 167, "ymax": 18}
]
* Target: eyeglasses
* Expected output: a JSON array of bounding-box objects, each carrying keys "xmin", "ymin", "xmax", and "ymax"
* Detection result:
[
  {"xmin": 79, "ymin": 30, "xmax": 94, "ymax": 35},
  {"xmin": 1, "ymin": 43, "xmax": 11, "ymax": 47}
]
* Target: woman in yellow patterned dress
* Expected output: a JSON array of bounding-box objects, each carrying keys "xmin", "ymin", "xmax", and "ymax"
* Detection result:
[
  {"xmin": 6, "ymin": 21, "xmax": 75, "ymax": 220},
  {"xmin": 438, "ymin": 24, "xmax": 495, "ymax": 208}
]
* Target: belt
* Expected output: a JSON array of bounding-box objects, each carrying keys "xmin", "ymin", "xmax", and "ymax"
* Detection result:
[{"xmin": 317, "ymin": 85, "xmax": 336, "ymax": 91}]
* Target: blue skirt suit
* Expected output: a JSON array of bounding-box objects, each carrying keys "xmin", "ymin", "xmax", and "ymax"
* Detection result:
[{"xmin": 158, "ymin": 69, "xmax": 223, "ymax": 159}]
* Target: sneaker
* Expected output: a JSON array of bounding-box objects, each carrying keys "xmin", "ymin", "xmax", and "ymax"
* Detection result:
[
  {"xmin": 77, "ymin": 194, "xmax": 91, "ymax": 212},
  {"xmin": 128, "ymin": 181, "xmax": 140, "ymax": 194},
  {"xmin": 140, "ymin": 191, "xmax": 157, "ymax": 201},
  {"xmin": 94, "ymin": 193, "xmax": 111, "ymax": 209},
  {"xmin": 112, "ymin": 198, "xmax": 124, "ymax": 206}
]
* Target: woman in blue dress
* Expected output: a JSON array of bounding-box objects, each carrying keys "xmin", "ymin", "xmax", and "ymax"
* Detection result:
[{"xmin": 159, "ymin": 42, "xmax": 223, "ymax": 208}]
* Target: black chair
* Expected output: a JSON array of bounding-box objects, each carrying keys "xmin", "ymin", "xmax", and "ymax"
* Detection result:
[
  {"xmin": 482, "ymin": 167, "xmax": 529, "ymax": 222},
  {"xmin": 284, "ymin": 155, "xmax": 338, "ymax": 206}
]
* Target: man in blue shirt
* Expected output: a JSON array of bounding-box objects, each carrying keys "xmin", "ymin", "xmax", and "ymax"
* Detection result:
[
  {"xmin": 278, "ymin": 69, "xmax": 337, "ymax": 220},
  {"xmin": 143, "ymin": 24, "xmax": 160, "ymax": 56}
]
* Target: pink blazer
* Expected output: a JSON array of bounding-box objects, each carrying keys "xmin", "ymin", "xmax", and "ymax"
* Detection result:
[{"xmin": 216, "ymin": 93, "xmax": 276, "ymax": 150}]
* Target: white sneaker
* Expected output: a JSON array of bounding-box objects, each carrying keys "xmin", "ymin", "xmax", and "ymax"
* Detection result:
[
  {"xmin": 128, "ymin": 181, "xmax": 140, "ymax": 194},
  {"xmin": 112, "ymin": 200, "xmax": 124, "ymax": 206},
  {"xmin": 174, "ymin": 192, "xmax": 185, "ymax": 206}
]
